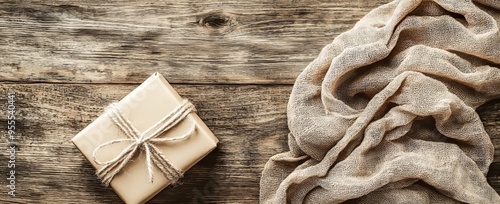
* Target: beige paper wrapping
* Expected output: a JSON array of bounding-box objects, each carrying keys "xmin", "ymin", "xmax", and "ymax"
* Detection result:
[{"xmin": 72, "ymin": 72, "xmax": 218, "ymax": 204}]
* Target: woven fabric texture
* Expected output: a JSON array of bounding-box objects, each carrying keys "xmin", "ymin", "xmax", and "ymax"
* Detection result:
[{"xmin": 260, "ymin": 0, "xmax": 500, "ymax": 203}]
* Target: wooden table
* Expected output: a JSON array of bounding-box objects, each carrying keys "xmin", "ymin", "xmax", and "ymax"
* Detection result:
[{"xmin": 0, "ymin": 0, "xmax": 498, "ymax": 203}]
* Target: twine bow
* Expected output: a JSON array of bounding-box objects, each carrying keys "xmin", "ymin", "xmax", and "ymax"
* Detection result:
[{"xmin": 92, "ymin": 99, "xmax": 196, "ymax": 186}]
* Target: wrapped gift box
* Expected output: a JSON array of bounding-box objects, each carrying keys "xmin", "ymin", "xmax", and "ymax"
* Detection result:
[{"xmin": 72, "ymin": 72, "xmax": 218, "ymax": 204}]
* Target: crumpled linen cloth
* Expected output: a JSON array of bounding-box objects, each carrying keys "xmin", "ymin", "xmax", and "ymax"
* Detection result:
[{"xmin": 260, "ymin": 0, "xmax": 500, "ymax": 203}]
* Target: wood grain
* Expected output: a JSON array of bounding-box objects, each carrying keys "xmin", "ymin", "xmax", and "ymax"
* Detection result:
[
  {"xmin": 0, "ymin": 84, "xmax": 498, "ymax": 203},
  {"xmin": 0, "ymin": 83, "xmax": 291, "ymax": 203},
  {"xmin": 0, "ymin": 0, "xmax": 498, "ymax": 203},
  {"xmin": 481, "ymin": 99, "xmax": 500, "ymax": 191},
  {"xmin": 0, "ymin": 0, "xmax": 391, "ymax": 84}
]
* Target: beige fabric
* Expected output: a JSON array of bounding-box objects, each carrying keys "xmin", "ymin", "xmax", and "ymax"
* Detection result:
[{"xmin": 260, "ymin": 0, "xmax": 500, "ymax": 203}]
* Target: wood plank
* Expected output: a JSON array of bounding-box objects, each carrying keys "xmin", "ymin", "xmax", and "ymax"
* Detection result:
[
  {"xmin": 0, "ymin": 83, "xmax": 291, "ymax": 203},
  {"xmin": 0, "ymin": 0, "xmax": 391, "ymax": 84},
  {"xmin": 481, "ymin": 99, "xmax": 500, "ymax": 191},
  {"xmin": 0, "ymin": 84, "xmax": 498, "ymax": 203}
]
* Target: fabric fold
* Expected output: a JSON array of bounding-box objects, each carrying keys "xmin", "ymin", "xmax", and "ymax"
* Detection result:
[{"xmin": 260, "ymin": 0, "xmax": 500, "ymax": 203}]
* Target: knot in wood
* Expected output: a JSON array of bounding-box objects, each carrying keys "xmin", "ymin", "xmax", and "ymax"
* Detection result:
[{"xmin": 199, "ymin": 11, "xmax": 230, "ymax": 28}]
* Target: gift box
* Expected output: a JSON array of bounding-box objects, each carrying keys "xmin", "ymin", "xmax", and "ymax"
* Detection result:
[{"xmin": 72, "ymin": 72, "xmax": 218, "ymax": 204}]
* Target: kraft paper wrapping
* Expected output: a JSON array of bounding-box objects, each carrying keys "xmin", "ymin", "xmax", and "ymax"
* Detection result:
[{"xmin": 72, "ymin": 72, "xmax": 218, "ymax": 204}]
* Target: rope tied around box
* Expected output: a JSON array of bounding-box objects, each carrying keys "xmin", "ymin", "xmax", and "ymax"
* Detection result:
[{"xmin": 92, "ymin": 99, "xmax": 196, "ymax": 186}]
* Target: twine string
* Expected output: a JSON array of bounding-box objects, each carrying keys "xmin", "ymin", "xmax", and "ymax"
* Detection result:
[{"xmin": 92, "ymin": 99, "xmax": 196, "ymax": 186}]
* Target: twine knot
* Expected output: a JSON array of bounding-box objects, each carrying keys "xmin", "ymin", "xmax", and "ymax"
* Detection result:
[{"xmin": 92, "ymin": 99, "xmax": 196, "ymax": 186}]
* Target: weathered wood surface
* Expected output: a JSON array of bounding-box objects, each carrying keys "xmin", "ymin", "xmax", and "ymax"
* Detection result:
[
  {"xmin": 0, "ymin": 0, "xmax": 498, "ymax": 204},
  {"xmin": 0, "ymin": 84, "xmax": 291, "ymax": 203},
  {"xmin": 0, "ymin": 84, "xmax": 498, "ymax": 203},
  {"xmin": 0, "ymin": 0, "xmax": 392, "ymax": 84}
]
